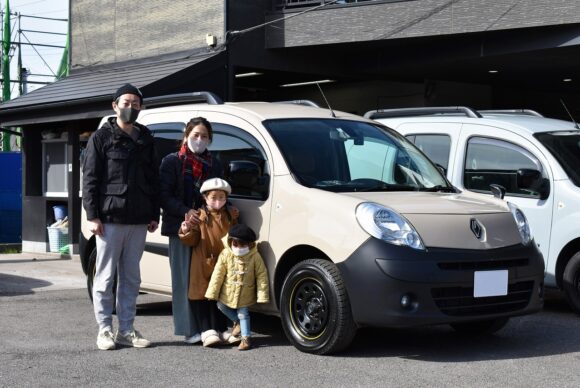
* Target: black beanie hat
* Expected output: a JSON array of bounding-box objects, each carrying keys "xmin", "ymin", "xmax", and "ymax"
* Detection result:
[
  {"xmin": 113, "ymin": 83, "xmax": 143, "ymax": 104},
  {"xmin": 228, "ymin": 224, "xmax": 257, "ymax": 243}
]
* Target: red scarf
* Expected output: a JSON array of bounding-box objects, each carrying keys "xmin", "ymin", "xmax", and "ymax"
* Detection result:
[{"xmin": 178, "ymin": 143, "xmax": 212, "ymax": 189}]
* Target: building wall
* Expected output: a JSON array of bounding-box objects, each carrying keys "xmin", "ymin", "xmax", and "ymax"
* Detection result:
[
  {"xmin": 70, "ymin": 0, "xmax": 225, "ymax": 69},
  {"xmin": 266, "ymin": 0, "xmax": 580, "ymax": 47}
]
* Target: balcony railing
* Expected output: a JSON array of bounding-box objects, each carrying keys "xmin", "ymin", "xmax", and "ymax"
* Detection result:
[{"xmin": 275, "ymin": 0, "xmax": 376, "ymax": 10}]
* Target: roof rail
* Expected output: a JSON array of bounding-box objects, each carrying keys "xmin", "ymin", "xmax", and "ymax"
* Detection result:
[
  {"xmin": 479, "ymin": 109, "xmax": 544, "ymax": 117},
  {"xmin": 274, "ymin": 99, "xmax": 320, "ymax": 107},
  {"xmin": 364, "ymin": 106, "xmax": 482, "ymax": 119},
  {"xmin": 143, "ymin": 92, "xmax": 223, "ymax": 108}
]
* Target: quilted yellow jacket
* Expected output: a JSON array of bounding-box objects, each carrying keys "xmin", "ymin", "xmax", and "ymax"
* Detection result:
[{"xmin": 205, "ymin": 244, "xmax": 270, "ymax": 309}]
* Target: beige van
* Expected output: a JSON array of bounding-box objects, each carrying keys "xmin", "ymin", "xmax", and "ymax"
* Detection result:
[{"xmin": 80, "ymin": 93, "xmax": 544, "ymax": 354}]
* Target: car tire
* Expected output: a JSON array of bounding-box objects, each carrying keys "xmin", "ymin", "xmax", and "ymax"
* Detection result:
[
  {"xmin": 450, "ymin": 317, "xmax": 509, "ymax": 334},
  {"xmin": 280, "ymin": 259, "xmax": 356, "ymax": 355},
  {"xmin": 562, "ymin": 251, "xmax": 580, "ymax": 315},
  {"xmin": 86, "ymin": 247, "xmax": 117, "ymax": 313}
]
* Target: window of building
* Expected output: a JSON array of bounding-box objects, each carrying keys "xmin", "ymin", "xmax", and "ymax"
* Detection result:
[{"xmin": 43, "ymin": 138, "xmax": 68, "ymax": 197}]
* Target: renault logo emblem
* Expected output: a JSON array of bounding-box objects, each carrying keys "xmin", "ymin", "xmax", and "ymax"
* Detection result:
[{"xmin": 470, "ymin": 218, "xmax": 486, "ymax": 241}]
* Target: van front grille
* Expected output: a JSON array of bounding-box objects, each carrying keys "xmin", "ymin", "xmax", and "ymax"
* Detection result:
[
  {"xmin": 431, "ymin": 281, "xmax": 534, "ymax": 316},
  {"xmin": 437, "ymin": 258, "xmax": 528, "ymax": 271}
]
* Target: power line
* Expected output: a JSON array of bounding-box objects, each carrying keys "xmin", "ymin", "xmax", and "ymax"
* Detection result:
[{"xmin": 1, "ymin": 9, "xmax": 67, "ymax": 94}]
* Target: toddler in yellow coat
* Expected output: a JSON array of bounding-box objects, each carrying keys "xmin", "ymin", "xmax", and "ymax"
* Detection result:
[{"xmin": 205, "ymin": 224, "xmax": 269, "ymax": 350}]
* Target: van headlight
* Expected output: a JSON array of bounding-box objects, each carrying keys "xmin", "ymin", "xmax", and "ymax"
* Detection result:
[
  {"xmin": 356, "ymin": 202, "xmax": 425, "ymax": 250},
  {"xmin": 507, "ymin": 202, "xmax": 532, "ymax": 245}
]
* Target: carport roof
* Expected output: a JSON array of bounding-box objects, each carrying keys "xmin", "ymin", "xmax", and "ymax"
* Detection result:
[{"xmin": 0, "ymin": 49, "xmax": 225, "ymax": 126}]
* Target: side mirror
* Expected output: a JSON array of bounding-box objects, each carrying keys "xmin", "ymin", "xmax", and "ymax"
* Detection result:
[
  {"xmin": 517, "ymin": 169, "xmax": 550, "ymax": 200},
  {"xmin": 435, "ymin": 163, "xmax": 447, "ymax": 176},
  {"xmin": 225, "ymin": 160, "xmax": 267, "ymax": 198},
  {"xmin": 490, "ymin": 184, "xmax": 506, "ymax": 200}
]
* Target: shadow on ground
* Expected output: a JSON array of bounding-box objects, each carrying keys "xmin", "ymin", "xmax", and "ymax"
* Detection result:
[{"xmin": 0, "ymin": 273, "xmax": 52, "ymax": 296}]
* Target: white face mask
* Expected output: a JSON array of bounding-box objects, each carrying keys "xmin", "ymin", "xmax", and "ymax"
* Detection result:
[
  {"xmin": 206, "ymin": 198, "xmax": 226, "ymax": 210},
  {"xmin": 232, "ymin": 246, "xmax": 250, "ymax": 257},
  {"xmin": 187, "ymin": 137, "xmax": 208, "ymax": 154}
]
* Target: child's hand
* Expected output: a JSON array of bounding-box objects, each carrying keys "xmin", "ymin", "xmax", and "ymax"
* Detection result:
[
  {"xmin": 186, "ymin": 209, "xmax": 200, "ymax": 224},
  {"xmin": 180, "ymin": 213, "xmax": 195, "ymax": 234},
  {"xmin": 230, "ymin": 206, "xmax": 240, "ymax": 219}
]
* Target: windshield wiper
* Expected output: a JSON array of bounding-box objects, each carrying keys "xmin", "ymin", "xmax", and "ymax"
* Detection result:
[
  {"xmin": 421, "ymin": 185, "xmax": 456, "ymax": 193},
  {"xmin": 354, "ymin": 183, "xmax": 410, "ymax": 192}
]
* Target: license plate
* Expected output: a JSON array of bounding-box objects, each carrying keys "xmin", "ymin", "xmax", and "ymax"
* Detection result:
[{"xmin": 473, "ymin": 270, "xmax": 508, "ymax": 298}]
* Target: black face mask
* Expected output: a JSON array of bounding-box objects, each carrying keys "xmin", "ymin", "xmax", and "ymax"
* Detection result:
[{"xmin": 119, "ymin": 107, "xmax": 140, "ymax": 124}]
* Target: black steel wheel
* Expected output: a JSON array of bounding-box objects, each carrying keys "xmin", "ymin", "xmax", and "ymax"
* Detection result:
[
  {"xmin": 280, "ymin": 259, "xmax": 356, "ymax": 355},
  {"xmin": 563, "ymin": 251, "xmax": 580, "ymax": 315},
  {"xmin": 450, "ymin": 317, "xmax": 509, "ymax": 335}
]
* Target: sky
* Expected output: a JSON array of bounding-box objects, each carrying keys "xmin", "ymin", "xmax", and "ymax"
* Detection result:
[{"xmin": 2, "ymin": 0, "xmax": 68, "ymax": 97}]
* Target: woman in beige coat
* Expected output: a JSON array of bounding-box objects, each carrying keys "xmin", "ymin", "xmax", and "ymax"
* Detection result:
[{"xmin": 205, "ymin": 224, "xmax": 269, "ymax": 350}]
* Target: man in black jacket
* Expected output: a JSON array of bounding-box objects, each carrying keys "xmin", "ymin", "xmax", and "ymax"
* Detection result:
[{"xmin": 82, "ymin": 83, "xmax": 160, "ymax": 350}]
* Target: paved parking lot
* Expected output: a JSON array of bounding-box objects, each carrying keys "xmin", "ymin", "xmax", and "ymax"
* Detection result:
[{"xmin": 1, "ymin": 253, "xmax": 580, "ymax": 387}]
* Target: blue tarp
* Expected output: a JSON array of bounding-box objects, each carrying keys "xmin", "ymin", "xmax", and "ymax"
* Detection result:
[{"xmin": 0, "ymin": 152, "xmax": 22, "ymax": 243}]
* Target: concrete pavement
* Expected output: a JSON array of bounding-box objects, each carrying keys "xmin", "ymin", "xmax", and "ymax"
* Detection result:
[{"xmin": 0, "ymin": 252, "xmax": 86, "ymax": 295}]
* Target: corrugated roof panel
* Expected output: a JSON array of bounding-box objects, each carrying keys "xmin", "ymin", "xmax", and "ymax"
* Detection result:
[{"xmin": 0, "ymin": 51, "xmax": 221, "ymax": 111}]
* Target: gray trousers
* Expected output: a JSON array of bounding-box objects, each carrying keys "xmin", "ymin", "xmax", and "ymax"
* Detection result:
[
  {"xmin": 93, "ymin": 223, "xmax": 147, "ymax": 332},
  {"xmin": 168, "ymin": 236, "xmax": 198, "ymax": 336}
]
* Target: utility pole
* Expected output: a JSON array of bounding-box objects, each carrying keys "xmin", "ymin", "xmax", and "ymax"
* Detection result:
[{"xmin": 0, "ymin": 8, "xmax": 67, "ymax": 152}]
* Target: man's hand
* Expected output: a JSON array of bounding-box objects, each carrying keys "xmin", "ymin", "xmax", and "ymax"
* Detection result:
[
  {"xmin": 88, "ymin": 218, "xmax": 104, "ymax": 236},
  {"xmin": 148, "ymin": 220, "xmax": 159, "ymax": 233}
]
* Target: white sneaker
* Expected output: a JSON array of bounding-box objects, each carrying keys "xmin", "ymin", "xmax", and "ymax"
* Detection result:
[
  {"xmin": 201, "ymin": 329, "xmax": 221, "ymax": 347},
  {"xmin": 96, "ymin": 327, "xmax": 116, "ymax": 350},
  {"xmin": 220, "ymin": 330, "xmax": 231, "ymax": 342},
  {"xmin": 228, "ymin": 335, "xmax": 242, "ymax": 345},
  {"xmin": 184, "ymin": 333, "xmax": 202, "ymax": 344},
  {"xmin": 114, "ymin": 329, "xmax": 151, "ymax": 348}
]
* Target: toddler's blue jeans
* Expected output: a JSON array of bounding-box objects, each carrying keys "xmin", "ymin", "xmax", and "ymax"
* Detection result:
[{"xmin": 217, "ymin": 302, "xmax": 251, "ymax": 337}]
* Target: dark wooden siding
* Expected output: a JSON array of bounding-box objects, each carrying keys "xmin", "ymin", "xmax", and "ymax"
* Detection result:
[{"xmin": 265, "ymin": 0, "xmax": 580, "ymax": 48}]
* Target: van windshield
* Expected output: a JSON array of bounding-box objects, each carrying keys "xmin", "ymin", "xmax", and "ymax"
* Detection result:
[
  {"xmin": 535, "ymin": 131, "xmax": 580, "ymax": 187},
  {"xmin": 264, "ymin": 118, "xmax": 452, "ymax": 193}
]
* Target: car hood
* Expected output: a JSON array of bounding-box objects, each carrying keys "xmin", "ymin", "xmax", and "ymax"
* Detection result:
[
  {"xmin": 342, "ymin": 191, "xmax": 508, "ymax": 214},
  {"xmin": 342, "ymin": 191, "xmax": 522, "ymax": 249}
]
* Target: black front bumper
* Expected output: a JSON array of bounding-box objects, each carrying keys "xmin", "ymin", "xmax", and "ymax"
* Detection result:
[{"xmin": 337, "ymin": 238, "xmax": 545, "ymax": 328}]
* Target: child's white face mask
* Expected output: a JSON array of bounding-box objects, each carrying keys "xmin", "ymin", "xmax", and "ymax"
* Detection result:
[
  {"xmin": 206, "ymin": 198, "xmax": 226, "ymax": 210},
  {"xmin": 232, "ymin": 246, "xmax": 250, "ymax": 257}
]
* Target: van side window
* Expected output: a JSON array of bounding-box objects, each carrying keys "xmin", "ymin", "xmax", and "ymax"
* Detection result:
[
  {"xmin": 148, "ymin": 122, "xmax": 184, "ymax": 160},
  {"xmin": 464, "ymin": 137, "xmax": 544, "ymax": 198},
  {"xmin": 406, "ymin": 134, "xmax": 451, "ymax": 172},
  {"xmin": 210, "ymin": 123, "xmax": 270, "ymax": 200}
]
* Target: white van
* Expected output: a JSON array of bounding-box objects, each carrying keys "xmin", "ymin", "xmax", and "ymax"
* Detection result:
[
  {"xmin": 80, "ymin": 95, "xmax": 544, "ymax": 354},
  {"xmin": 367, "ymin": 107, "xmax": 580, "ymax": 314}
]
